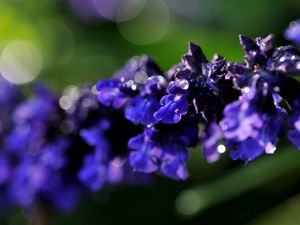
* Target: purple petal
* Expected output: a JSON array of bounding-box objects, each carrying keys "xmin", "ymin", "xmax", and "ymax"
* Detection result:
[
  {"xmin": 154, "ymin": 94, "xmax": 188, "ymax": 124},
  {"xmin": 96, "ymin": 79, "xmax": 128, "ymax": 108},
  {"xmin": 288, "ymin": 130, "xmax": 300, "ymax": 151},
  {"xmin": 125, "ymin": 96, "xmax": 160, "ymax": 125},
  {"xmin": 228, "ymin": 139, "xmax": 265, "ymax": 162}
]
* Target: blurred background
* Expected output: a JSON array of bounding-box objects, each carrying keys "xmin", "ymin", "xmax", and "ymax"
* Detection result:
[{"xmin": 1, "ymin": 0, "xmax": 300, "ymax": 224}]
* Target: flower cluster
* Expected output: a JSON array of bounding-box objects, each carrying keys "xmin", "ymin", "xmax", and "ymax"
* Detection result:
[
  {"xmin": 97, "ymin": 32, "xmax": 300, "ymax": 176},
  {"xmin": 0, "ymin": 82, "xmax": 146, "ymax": 212},
  {"xmin": 1, "ymin": 20, "xmax": 300, "ymax": 212}
]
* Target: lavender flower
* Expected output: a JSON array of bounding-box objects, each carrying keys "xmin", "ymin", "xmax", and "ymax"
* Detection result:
[
  {"xmin": 60, "ymin": 84, "xmax": 146, "ymax": 191},
  {"xmin": 285, "ymin": 19, "xmax": 300, "ymax": 46},
  {"xmin": 124, "ymin": 75, "xmax": 167, "ymax": 125},
  {"xmin": 1, "ymin": 84, "xmax": 83, "ymax": 211},
  {"xmin": 154, "ymin": 93, "xmax": 189, "ymax": 124},
  {"xmin": 0, "ymin": 154, "xmax": 10, "ymax": 186},
  {"xmin": 128, "ymin": 118, "xmax": 199, "ymax": 180},
  {"xmin": 288, "ymin": 100, "xmax": 300, "ymax": 150},
  {"xmin": 96, "ymin": 54, "xmax": 201, "ymax": 179},
  {"xmin": 2, "ymin": 24, "xmax": 300, "ymax": 214},
  {"xmin": 0, "ymin": 75, "xmax": 22, "ymax": 136},
  {"xmin": 201, "ymin": 123, "xmax": 223, "ymax": 163},
  {"xmin": 96, "ymin": 56, "xmax": 164, "ymax": 123},
  {"xmin": 78, "ymin": 120, "xmax": 112, "ymax": 191},
  {"xmin": 0, "ymin": 77, "xmax": 22, "ymax": 209},
  {"xmin": 237, "ymin": 34, "xmax": 300, "ymax": 75},
  {"xmin": 220, "ymin": 89, "xmax": 285, "ymax": 162},
  {"xmin": 152, "ymin": 43, "xmax": 236, "ymax": 164},
  {"xmin": 97, "ymin": 79, "xmax": 129, "ymax": 109},
  {"xmin": 219, "ymin": 34, "xmax": 300, "ymax": 162},
  {"xmin": 5, "ymin": 84, "xmax": 64, "ymax": 154},
  {"xmin": 288, "ymin": 120, "xmax": 300, "ymax": 150}
]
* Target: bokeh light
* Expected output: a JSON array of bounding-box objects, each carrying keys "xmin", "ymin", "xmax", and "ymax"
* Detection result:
[
  {"xmin": 70, "ymin": 0, "xmax": 146, "ymax": 22},
  {"xmin": 176, "ymin": 190, "xmax": 203, "ymax": 216},
  {"xmin": 0, "ymin": 40, "xmax": 42, "ymax": 84},
  {"xmin": 117, "ymin": 0, "xmax": 169, "ymax": 45}
]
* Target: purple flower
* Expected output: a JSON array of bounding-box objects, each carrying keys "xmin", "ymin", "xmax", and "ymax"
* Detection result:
[
  {"xmin": 227, "ymin": 139, "xmax": 265, "ymax": 163},
  {"xmin": 8, "ymin": 137, "xmax": 74, "ymax": 208},
  {"xmin": 221, "ymin": 34, "xmax": 300, "ymax": 161},
  {"xmin": 78, "ymin": 114, "xmax": 144, "ymax": 190},
  {"xmin": 238, "ymin": 34, "xmax": 300, "ymax": 75},
  {"xmin": 288, "ymin": 128, "xmax": 300, "ymax": 151},
  {"xmin": 38, "ymin": 138, "xmax": 70, "ymax": 170},
  {"xmin": 0, "ymin": 75, "xmax": 22, "ymax": 135},
  {"xmin": 97, "ymin": 56, "xmax": 167, "ymax": 127},
  {"xmin": 129, "ymin": 129, "xmax": 189, "ymax": 180},
  {"xmin": 96, "ymin": 56, "xmax": 164, "ymax": 115},
  {"xmin": 42, "ymin": 176, "xmax": 81, "ymax": 212},
  {"xmin": 80, "ymin": 119, "xmax": 111, "ymax": 147},
  {"xmin": 69, "ymin": 0, "xmax": 106, "ymax": 21},
  {"xmin": 113, "ymin": 56, "xmax": 162, "ymax": 80},
  {"xmin": 96, "ymin": 79, "xmax": 129, "ymax": 109},
  {"xmin": 5, "ymin": 84, "xmax": 63, "ymax": 154},
  {"xmin": 288, "ymin": 101, "xmax": 300, "ymax": 150},
  {"xmin": 60, "ymin": 84, "xmax": 104, "ymax": 132},
  {"xmin": 125, "ymin": 95, "xmax": 160, "ymax": 125},
  {"xmin": 128, "ymin": 132, "xmax": 159, "ymax": 173},
  {"xmin": 227, "ymin": 115, "xmax": 283, "ymax": 163},
  {"xmin": 154, "ymin": 42, "xmax": 230, "ymax": 126},
  {"xmin": 3, "ymin": 28, "xmax": 300, "ymax": 214},
  {"xmin": 285, "ymin": 19, "xmax": 300, "ymax": 46},
  {"xmin": 239, "ymin": 35, "xmax": 268, "ymax": 66},
  {"xmin": 0, "ymin": 84, "xmax": 85, "ymax": 211},
  {"xmin": 220, "ymin": 88, "xmax": 263, "ymax": 142},
  {"xmin": 154, "ymin": 94, "xmax": 189, "ymax": 124},
  {"xmin": 128, "ymin": 119, "xmax": 199, "ymax": 180},
  {"xmin": 182, "ymin": 42, "xmax": 208, "ymax": 73},
  {"xmin": 10, "ymin": 158, "xmax": 49, "ymax": 206},
  {"xmin": 220, "ymin": 88, "xmax": 285, "ymax": 162},
  {"xmin": 0, "ymin": 155, "xmax": 10, "ymax": 186},
  {"xmin": 78, "ymin": 120, "xmax": 111, "ymax": 190},
  {"xmin": 202, "ymin": 123, "xmax": 223, "ymax": 163},
  {"xmin": 62, "ymin": 85, "xmax": 145, "ymax": 191},
  {"xmin": 0, "ymin": 75, "xmax": 21, "ymax": 105},
  {"xmin": 78, "ymin": 149, "xmax": 109, "ymax": 191},
  {"xmin": 124, "ymin": 75, "xmax": 167, "ymax": 125}
]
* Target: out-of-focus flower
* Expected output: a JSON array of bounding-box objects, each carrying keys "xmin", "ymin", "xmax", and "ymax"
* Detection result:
[
  {"xmin": 285, "ymin": 19, "xmax": 300, "ymax": 46},
  {"xmin": 5, "ymin": 85, "xmax": 64, "ymax": 156},
  {"xmin": 69, "ymin": 0, "xmax": 146, "ymax": 22},
  {"xmin": 288, "ymin": 100, "xmax": 300, "ymax": 150},
  {"xmin": 61, "ymin": 85, "xmax": 147, "ymax": 192},
  {"xmin": 0, "ymin": 75, "xmax": 22, "ymax": 136},
  {"xmin": 3, "ymin": 85, "xmax": 81, "ymax": 211}
]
